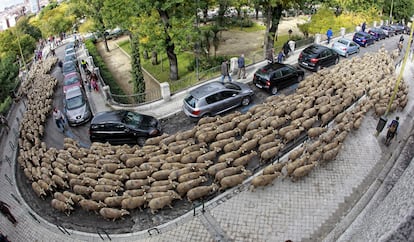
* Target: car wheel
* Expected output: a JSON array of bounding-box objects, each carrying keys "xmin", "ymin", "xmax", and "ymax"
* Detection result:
[
  {"xmin": 270, "ymin": 86, "xmax": 278, "ymax": 95},
  {"xmin": 297, "ymin": 75, "xmax": 303, "ymax": 82},
  {"xmin": 241, "ymin": 96, "xmax": 251, "ymax": 106},
  {"xmin": 334, "ymin": 58, "xmax": 339, "ymax": 65},
  {"xmin": 315, "ymin": 65, "xmax": 321, "ymax": 72},
  {"xmin": 137, "ymin": 137, "xmax": 146, "ymax": 146}
]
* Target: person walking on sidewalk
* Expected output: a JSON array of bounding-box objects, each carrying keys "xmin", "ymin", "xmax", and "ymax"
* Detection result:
[
  {"xmin": 326, "ymin": 27, "xmax": 333, "ymax": 44},
  {"xmin": 81, "ymin": 59, "xmax": 89, "ymax": 72},
  {"xmin": 361, "ymin": 22, "xmax": 366, "ymax": 32},
  {"xmin": 237, "ymin": 54, "xmax": 246, "ymax": 79},
  {"xmin": 277, "ymin": 49, "xmax": 285, "ymax": 63},
  {"xmin": 90, "ymin": 72, "xmax": 99, "ymax": 92},
  {"xmin": 385, "ymin": 116, "xmax": 399, "ymax": 146},
  {"xmin": 0, "ymin": 201, "xmax": 17, "ymax": 226},
  {"xmin": 53, "ymin": 107, "xmax": 65, "ymax": 132},
  {"xmin": 221, "ymin": 60, "xmax": 232, "ymax": 83}
]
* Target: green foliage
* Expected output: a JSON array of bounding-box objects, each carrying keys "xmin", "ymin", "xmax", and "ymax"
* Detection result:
[
  {"xmin": 84, "ymin": 40, "xmax": 128, "ymax": 103},
  {"xmin": 15, "ymin": 16, "xmax": 42, "ymax": 41},
  {"xmin": 0, "ymin": 97, "xmax": 13, "ymax": 115},
  {"xmin": 37, "ymin": 3, "xmax": 75, "ymax": 37},
  {"xmin": 0, "ymin": 53, "xmax": 19, "ymax": 104},
  {"xmin": 0, "ymin": 29, "xmax": 36, "ymax": 65}
]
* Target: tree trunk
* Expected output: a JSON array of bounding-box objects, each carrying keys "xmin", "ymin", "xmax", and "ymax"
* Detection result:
[
  {"xmin": 151, "ymin": 51, "xmax": 158, "ymax": 65},
  {"xmin": 143, "ymin": 50, "xmax": 149, "ymax": 59},
  {"xmin": 158, "ymin": 9, "xmax": 178, "ymax": 81},
  {"xmin": 217, "ymin": 3, "xmax": 227, "ymax": 26},
  {"xmin": 103, "ymin": 36, "xmax": 110, "ymax": 52},
  {"xmin": 129, "ymin": 32, "xmax": 145, "ymax": 102},
  {"xmin": 263, "ymin": 4, "xmax": 283, "ymax": 58}
]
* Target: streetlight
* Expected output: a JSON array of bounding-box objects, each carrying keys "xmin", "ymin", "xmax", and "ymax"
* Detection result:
[
  {"xmin": 13, "ymin": 27, "xmax": 27, "ymax": 73},
  {"xmin": 389, "ymin": 0, "xmax": 394, "ymax": 24},
  {"xmin": 195, "ymin": 0, "xmax": 200, "ymax": 81}
]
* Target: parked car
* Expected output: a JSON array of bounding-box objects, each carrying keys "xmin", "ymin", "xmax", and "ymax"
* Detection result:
[
  {"xmin": 182, "ymin": 81, "xmax": 254, "ymax": 118},
  {"xmin": 64, "ymin": 53, "xmax": 77, "ymax": 63},
  {"xmin": 89, "ymin": 110, "xmax": 162, "ymax": 145},
  {"xmin": 65, "ymin": 48, "xmax": 76, "ymax": 56},
  {"xmin": 352, "ymin": 31, "xmax": 375, "ymax": 47},
  {"xmin": 63, "ymin": 72, "xmax": 82, "ymax": 93},
  {"xmin": 368, "ymin": 28, "xmax": 387, "ymax": 41},
  {"xmin": 331, "ymin": 38, "xmax": 360, "ymax": 57},
  {"xmin": 62, "ymin": 61, "xmax": 78, "ymax": 76},
  {"xmin": 253, "ymin": 63, "xmax": 304, "ymax": 95},
  {"xmin": 298, "ymin": 44, "xmax": 339, "ymax": 72},
  {"xmin": 63, "ymin": 86, "xmax": 92, "ymax": 126},
  {"xmin": 390, "ymin": 24, "xmax": 405, "ymax": 35},
  {"xmin": 380, "ymin": 26, "xmax": 396, "ymax": 37}
]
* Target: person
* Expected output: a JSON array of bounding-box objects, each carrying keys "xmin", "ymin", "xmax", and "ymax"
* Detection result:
[
  {"xmin": 267, "ymin": 48, "xmax": 275, "ymax": 63},
  {"xmin": 90, "ymin": 72, "xmax": 99, "ymax": 91},
  {"xmin": 0, "ymin": 114, "xmax": 9, "ymax": 133},
  {"xmin": 283, "ymin": 41, "xmax": 291, "ymax": 57},
  {"xmin": 288, "ymin": 39, "xmax": 296, "ymax": 53},
  {"xmin": 326, "ymin": 27, "xmax": 333, "ymax": 44},
  {"xmin": 398, "ymin": 36, "xmax": 404, "ymax": 53},
  {"xmin": 277, "ymin": 50, "xmax": 284, "ymax": 63},
  {"xmin": 53, "ymin": 107, "xmax": 65, "ymax": 132},
  {"xmin": 237, "ymin": 54, "xmax": 246, "ymax": 79},
  {"xmin": 0, "ymin": 201, "xmax": 17, "ymax": 225},
  {"xmin": 221, "ymin": 60, "xmax": 232, "ymax": 83},
  {"xmin": 385, "ymin": 116, "xmax": 399, "ymax": 146},
  {"xmin": 361, "ymin": 22, "xmax": 366, "ymax": 32},
  {"xmin": 81, "ymin": 59, "xmax": 88, "ymax": 72},
  {"xmin": 51, "ymin": 48, "xmax": 56, "ymax": 56},
  {"xmin": 58, "ymin": 60, "xmax": 63, "ymax": 69}
]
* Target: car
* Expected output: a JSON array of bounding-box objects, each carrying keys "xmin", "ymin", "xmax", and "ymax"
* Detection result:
[
  {"xmin": 182, "ymin": 81, "xmax": 254, "ymax": 118},
  {"xmin": 368, "ymin": 28, "xmax": 387, "ymax": 41},
  {"xmin": 390, "ymin": 24, "xmax": 405, "ymax": 35},
  {"xmin": 62, "ymin": 61, "xmax": 78, "ymax": 76},
  {"xmin": 89, "ymin": 110, "xmax": 162, "ymax": 145},
  {"xmin": 253, "ymin": 63, "xmax": 304, "ymax": 95},
  {"xmin": 63, "ymin": 86, "xmax": 92, "ymax": 126},
  {"xmin": 65, "ymin": 48, "xmax": 76, "ymax": 56},
  {"xmin": 352, "ymin": 31, "xmax": 375, "ymax": 47},
  {"xmin": 380, "ymin": 26, "xmax": 396, "ymax": 37},
  {"xmin": 331, "ymin": 38, "xmax": 360, "ymax": 57},
  {"xmin": 63, "ymin": 72, "xmax": 82, "ymax": 93},
  {"xmin": 298, "ymin": 44, "xmax": 339, "ymax": 72},
  {"xmin": 64, "ymin": 53, "xmax": 77, "ymax": 63}
]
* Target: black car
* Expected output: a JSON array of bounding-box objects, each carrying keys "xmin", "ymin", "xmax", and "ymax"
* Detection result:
[
  {"xmin": 298, "ymin": 44, "xmax": 339, "ymax": 72},
  {"xmin": 368, "ymin": 28, "xmax": 387, "ymax": 41},
  {"xmin": 253, "ymin": 63, "xmax": 304, "ymax": 95},
  {"xmin": 89, "ymin": 110, "xmax": 162, "ymax": 145}
]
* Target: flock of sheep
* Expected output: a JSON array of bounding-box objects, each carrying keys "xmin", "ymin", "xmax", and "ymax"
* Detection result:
[{"xmin": 15, "ymin": 47, "xmax": 408, "ymax": 221}]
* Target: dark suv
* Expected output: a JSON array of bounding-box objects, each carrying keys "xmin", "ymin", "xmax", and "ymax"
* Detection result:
[
  {"xmin": 89, "ymin": 110, "xmax": 162, "ymax": 145},
  {"xmin": 298, "ymin": 44, "xmax": 339, "ymax": 72},
  {"xmin": 253, "ymin": 63, "xmax": 304, "ymax": 95}
]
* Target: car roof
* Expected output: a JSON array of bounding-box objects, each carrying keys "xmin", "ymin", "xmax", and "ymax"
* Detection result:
[
  {"xmin": 64, "ymin": 72, "xmax": 80, "ymax": 79},
  {"xmin": 91, "ymin": 110, "xmax": 127, "ymax": 124},
  {"xmin": 336, "ymin": 38, "xmax": 352, "ymax": 44},
  {"xmin": 65, "ymin": 86, "xmax": 82, "ymax": 99},
  {"xmin": 256, "ymin": 63, "xmax": 291, "ymax": 75},
  {"xmin": 189, "ymin": 81, "xmax": 227, "ymax": 99}
]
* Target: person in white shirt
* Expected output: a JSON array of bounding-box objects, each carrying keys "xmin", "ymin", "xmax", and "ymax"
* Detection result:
[{"xmin": 53, "ymin": 107, "xmax": 65, "ymax": 132}]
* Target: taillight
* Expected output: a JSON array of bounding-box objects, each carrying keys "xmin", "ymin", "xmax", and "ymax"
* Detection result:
[
  {"xmin": 310, "ymin": 58, "xmax": 318, "ymax": 63},
  {"xmin": 266, "ymin": 81, "xmax": 270, "ymax": 86},
  {"xmin": 362, "ymin": 39, "xmax": 366, "ymax": 43},
  {"xmin": 192, "ymin": 109, "xmax": 201, "ymax": 115},
  {"xmin": 342, "ymin": 47, "xmax": 347, "ymax": 51},
  {"xmin": 299, "ymin": 53, "xmax": 302, "ymax": 58}
]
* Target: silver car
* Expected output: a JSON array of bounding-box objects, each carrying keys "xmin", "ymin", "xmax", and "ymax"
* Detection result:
[
  {"xmin": 182, "ymin": 81, "xmax": 254, "ymax": 118},
  {"xmin": 332, "ymin": 38, "xmax": 360, "ymax": 57},
  {"xmin": 63, "ymin": 86, "xmax": 92, "ymax": 126}
]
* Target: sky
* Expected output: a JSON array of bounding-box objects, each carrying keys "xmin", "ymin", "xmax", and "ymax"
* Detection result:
[{"xmin": 0, "ymin": 0, "xmax": 24, "ymax": 11}]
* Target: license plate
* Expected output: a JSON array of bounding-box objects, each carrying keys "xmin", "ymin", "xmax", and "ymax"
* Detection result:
[
  {"xmin": 301, "ymin": 62, "xmax": 308, "ymax": 66},
  {"xmin": 255, "ymin": 83, "xmax": 263, "ymax": 88}
]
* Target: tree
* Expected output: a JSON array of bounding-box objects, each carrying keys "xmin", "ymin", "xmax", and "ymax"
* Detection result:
[
  {"xmin": 15, "ymin": 16, "xmax": 42, "ymax": 41},
  {"xmin": 36, "ymin": 3, "xmax": 74, "ymax": 38},
  {"xmin": 0, "ymin": 52, "xmax": 19, "ymax": 103}
]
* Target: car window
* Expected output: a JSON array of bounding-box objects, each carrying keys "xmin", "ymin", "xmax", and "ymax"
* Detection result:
[
  {"xmin": 223, "ymin": 82, "xmax": 241, "ymax": 91},
  {"xmin": 272, "ymin": 70, "xmax": 282, "ymax": 78},
  {"xmin": 205, "ymin": 93, "xmax": 222, "ymax": 104},
  {"xmin": 66, "ymin": 95, "xmax": 84, "ymax": 109},
  {"xmin": 350, "ymin": 42, "xmax": 356, "ymax": 47},
  {"xmin": 64, "ymin": 77, "xmax": 80, "ymax": 86},
  {"xmin": 220, "ymin": 91, "xmax": 237, "ymax": 99},
  {"xmin": 184, "ymin": 95, "xmax": 197, "ymax": 108},
  {"xmin": 124, "ymin": 111, "xmax": 143, "ymax": 126},
  {"xmin": 281, "ymin": 67, "xmax": 294, "ymax": 76},
  {"xmin": 104, "ymin": 123, "xmax": 117, "ymax": 131},
  {"xmin": 337, "ymin": 39, "xmax": 347, "ymax": 45}
]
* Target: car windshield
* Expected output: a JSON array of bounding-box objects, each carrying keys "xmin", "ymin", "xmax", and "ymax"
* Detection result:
[
  {"xmin": 337, "ymin": 39, "xmax": 348, "ymax": 45},
  {"xmin": 64, "ymin": 77, "xmax": 80, "ymax": 86},
  {"xmin": 184, "ymin": 95, "xmax": 197, "ymax": 108},
  {"xmin": 66, "ymin": 95, "xmax": 84, "ymax": 110},
  {"xmin": 223, "ymin": 82, "xmax": 241, "ymax": 90},
  {"xmin": 123, "ymin": 111, "xmax": 143, "ymax": 126}
]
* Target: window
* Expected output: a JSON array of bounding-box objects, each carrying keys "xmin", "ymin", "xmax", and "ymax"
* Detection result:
[
  {"xmin": 281, "ymin": 67, "xmax": 294, "ymax": 76},
  {"xmin": 272, "ymin": 70, "xmax": 282, "ymax": 79},
  {"xmin": 220, "ymin": 91, "xmax": 237, "ymax": 99},
  {"xmin": 205, "ymin": 93, "xmax": 222, "ymax": 104}
]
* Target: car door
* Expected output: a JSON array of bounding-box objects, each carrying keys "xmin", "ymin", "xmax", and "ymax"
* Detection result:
[
  {"xmin": 279, "ymin": 67, "xmax": 297, "ymax": 88},
  {"xmin": 218, "ymin": 90, "xmax": 241, "ymax": 112},
  {"xmin": 318, "ymin": 49, "xmax": 331, "ymax": 67},
  {"xmin": 349, "ymin": 41, "xmax": 358, "ymax": 54},
  {"xmin": 270, "ymin": 70, "xmax": 283, "ymax": 88}
]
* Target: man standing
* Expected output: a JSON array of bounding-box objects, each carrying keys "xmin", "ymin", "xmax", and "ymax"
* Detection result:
[
  {"xmin": 221, "ymin": 60, "xmax": 232, "ymax": 83},
  {"xmin": 361, "ymin": 22, "xmax": 366, "ymax": 32},
  {"xmin": 237, "ymin": 54, "xmax": 246, "ymax": 79},
  {"xmin": 326, "ymin": 27, "xmax": 333, "ymax": 44},
  {"xmin": 53, "ymin": 107, "xmax": 65, "ymax": 132}
]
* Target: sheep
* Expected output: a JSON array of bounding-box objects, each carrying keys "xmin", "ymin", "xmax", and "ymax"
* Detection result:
[
  {"xmin": 73, "ymin": 185, "xmax": 95, "ymax": 196},
  {"xmin": 307, "ymin": 127, "xmax": 328, "ymax": 139},
  {"xmin": 219, "ymin": 171, "xmax": 252, "ymax": 191},
  {"xmin": 91, "ymin": 191, "xmax": 117, "ymax": 202},
  {"xmin": 94, "ymin": 184, "xmax": 123, "ymax": 193},
  {"xmin": 178, "ymin": 171, "xmax": 206, "ymax": 183},
  {"xmin": 232, "ymin": 151, "xmax": 257, "ymax": 167},
  {"xmin": 51, "ymin": 199, "xmax": 74, "ymax": 216},
  {"xmin": 144, "ymin": 190, "xmax": 182, "ymax": 201},
  {"xmin": 260, "ymin": 145, "xmax": 283, "ymax": 162},
  {"xmin": 322, "ymin": 144, "xmax": 342, "ymax": 163},
  {"xmin": 281, "ymin": 155, "xmax": 309, "ymax": 177},
  {"xmin": 168, "ymin": 167, "xmax": 194, "ymax": 181},
  {"xmin": 187, "ymin": 184, "xmax": 219, "ymax": 202},
  {"xmin": 207, "ymin": 162, "xmax": 229, "ymax": 176},
  {"xmin": 291, "ymin": 162, "xmax": 318, "ymax": 182},
  {"xmin": 97, "ymin": 178, "xmax": 123, "ymax": 186},
  {"xmin": 215, "ymin": 165, "xmax": 245, "ymax": 182},
  {"xmin": 216, "ymin": 120, "xmax": 238, "ymax": 133},
  {"xmin": 51, "ymin": 174, "xmax": 69, "ymax": 189},
  {"xmin": 186, "ymin": 160, "xmax": 214, "ymax": 170},
  {"xmin": 223, "ymin": 138, "xmax": 246, "ymax": 153},
  {"xmin": 263, "ymin": 162, "xmax": 287, "ymax": 175},
  {"xmin": 121, "ymin": 196, "xmax": 146, "ymax": 210},
  {"xmin": 323, "ymin": 140, "xmax": 340, "ymax": 152},
  {"xmin": 151, "ymin": 169, "xmax": 177, "ymax": 181},
  {"xmin": 104, "ymin": 196, "xmax": 126, "ymax": 207},
  {"xmin": 176, "ymin": 176, "xmax": 208, "ymax": 196},
  {"xmin": 209, "ymin": 137, "xmax": 236, "ymax": 151},
  {"xmin": 32, "ymin": 182, "xmax": 47, "ymax": 198},
  {"xmin": 125, "ymin": 177, "xmax": 155, "ymax": 190},
  {"xmin": 197, "ymin": 129, "xmax": 219, "ymax": 143},
  {"xmin": 218, "ymin": 149, "xmax": 243, "ymax": 163},
  {"xmin": 145, "ymin": 133, "xmax": 169, "ymax": 146},
  {"xmin": 288, "ymin": 146, "xmax": 306, "ymax": 161},
  {"xmin": 122, "ymin": 189, "xmax": 146, "ymax": 197},
  {"xmin": 216, "ymin": 128, "xmax": 241, "ymax": 140},
  {"xmin": 175, "ymin": 128, "xmax": 197, "ymax": 141},
  {"xmin": 161, "ymin": 162, "xmax": 187, "ymax": 170},
  {"xmin": 181, "ymin": 149, "xmax": 208, "ymax": 164},
  {"xmin": 284, "ymin": 127, "xmax": 305, "ymax": 143},
  {"xmin": 258, "ymin": 131, "xmax": 278, "ymax": 145},
  {"xmin": 250, "ymin": 172, "xmax": 282, "ymax": 191},
  {"xmin": 148, "ymin": 183, "xmax": 178, "ymax": 193},
  {"xmin": 79, "ymin": 199, "xmax": 106, "ymax": 212},
  {"xmin": 114, "ymin": 168, "xmax": 137, "ymax": 176},
  {"xmin": 63, "ymin": 191, "xmax": 84, "ymax": 204},
  {"xmin": 181, "ymin": 142, "xmax": 207, "ymax": 155},
  {"xmin": 148, "ymin": 193, "xmax": 181, "ymax": 214},
  {"xmin": 197, "ymin": 116, "xmax": 218, "ymax": 125},
  {"xmin": 258, "ymin": 140, "xmax": 282, "ymax": 153},
  {"xmin": 99, "ymin": 208, "xmax": 130, "ymax": 221},
  {"xmin": 240, "ymin": 138, "xmax": 259, "ymax": 154}
]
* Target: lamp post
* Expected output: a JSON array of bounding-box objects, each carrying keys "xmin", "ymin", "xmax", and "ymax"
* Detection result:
[
  {"xmin": 195, "ymin": 0, "xmax": 200, "ymax": 81},
  {"xmin": 13, "ymin": 28, "xmax": 27, "ymax": 72},
  {"xmin": 389, "ymin": 0, "xmax": 394, "ymax": 24}
]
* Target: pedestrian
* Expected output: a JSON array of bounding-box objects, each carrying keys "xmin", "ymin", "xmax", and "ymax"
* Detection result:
[
  {"xmin": 385, "ymin": 116, "xmax": 399, "ymax": 146},
  {"xmin": 81, "ymin": 59, "xmax": 88, "ymax": 72},
  {"xmin": 0, "ymin": 201, "xmax": 17, "ymax": 226},
  {"xmin": 326, "ymin": 27, "xmax": 333, "ymax": 44},
  {"xmin": 53, "ymin": 107, "xmax": 65, "ymax": 132},
  {"xmin": 288, "ymin": 39, "xmax": 296, "ymax": 53},
  {"xmin": 221, "ymin": 60, "xmax": 232, "ymax": 83},
  {"xmin": 90, "ymin": 72, "xmax": 99, "ymax": 91},
  {"xmin": 58, "ymin": 60, "xmax": 63, "ymax": 69},
  {"xmin": 0, "ymin": 114, "xmax": 9, "ymax": 133},
  {"xmin": 361, "ymin": 22, "xmax": 366, "ymax": 32},
  {"xmin": 267, "ymin": 48, "xmax": 275, "ymax": 63},
  {"xmin": 283, "ymin": 41, "xmax": 291, "ymax": 57},
  {"xmin": 237, "ymin": 54, "xmax": 246, "ymax": 79},
  {"xmin": 277, "ymin": 50, "xmax": 284, "ymax": 63},
  {"xmin": 51, "ymin": 48, "xmax": 56, "ymax": 56}
]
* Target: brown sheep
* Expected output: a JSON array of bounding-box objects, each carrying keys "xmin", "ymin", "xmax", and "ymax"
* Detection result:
[
  {"xmin": 176, "ymin": 176, "xmax": 208, "ymax": 196},
  {"xmin": 125, "ymin": 177, "xmax": 155, "ymax": 190},
  {"xmin": 168, "ymin": 167, "xmax": 194, "ymax": 181},
  {"xmin": 104, "ymin": 196, "xmax": 126, "ymax": 208},
  {"xmin": 178, "ymin": 171, "xmax": 205, "ymax": 183},
  {"xmin": 216, "ymin": 128, "xmax": 241, "ymax": 140},
  {"xmin": 151, "ymin": 169, "xmax": 177, "ymax": 181},
  {"xmin": 181, "ymin": 149, "xmax": 208, "ymax": 164},
  {"xmin": 232, "ymin": 151, "xmax": 257, "ymax": 167},
  {"xmin": 258, "ymin": 131, "xmax": 278, "ymax": 145},
  {"xmin": 291, "ymin": 162, "xmax": 318, "ymax": 182},
  {"xmin": 218, "ymin": 149, "xmax": 243, "ymax": 163},
  {"xmin": 207, "ymin": 162, "xmax": 229, "ymax": 176},
  {"xmin": 209, "ymin": 137, "xmax": 236, "ymax": 151},
  {"xmin": 99, "ymin": 208, "xmax": 130, "ymax": 221},
  {"xmin": 215, "ymin": 165, "xmax": 245, "ymax": 182},
  {"xmin": 263, "ymin": 162, "xmax": 287, "ymax": 175},
  {"xmin": 250, "ymin": 172, "xmax": 282, "ymax": 191},
  {"xmin": 307, "ymin": 127, "xmax": 327, "ymax": 139},
  {"xmin": 51, "ymin": 199, "xmax": 74, "ymax": 216},
  {"xmin": 260, "ymin": 145, "xmax": 283, "ymax": 162},
  {"xmin": 148, "ymin": 193, "xmax": 181, "ymax": 214},
  {"xmin": 181, "ymin": 142, "xmax": 207, "ymax": 155},
  {"xmin": 223, "ymin": 138, "xmax": 246, "ymax": 153},
  {"xmin": 196, "ymin": 148, "xmax": 220, "ymax": 163},
  {"xmin": 187, "ymin": 184, "xmax": 219, "ymax": 202},
  {"xmin": 258, "ymin": 140, "xmax": 282, "ymax": 153},
  {"xmin": 219, "ymin": 171, "xmax": 252, "ymax": 191},
  {"xmin": 240, "ymin": 138, "xmax": 259, "ymax": 154}
]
